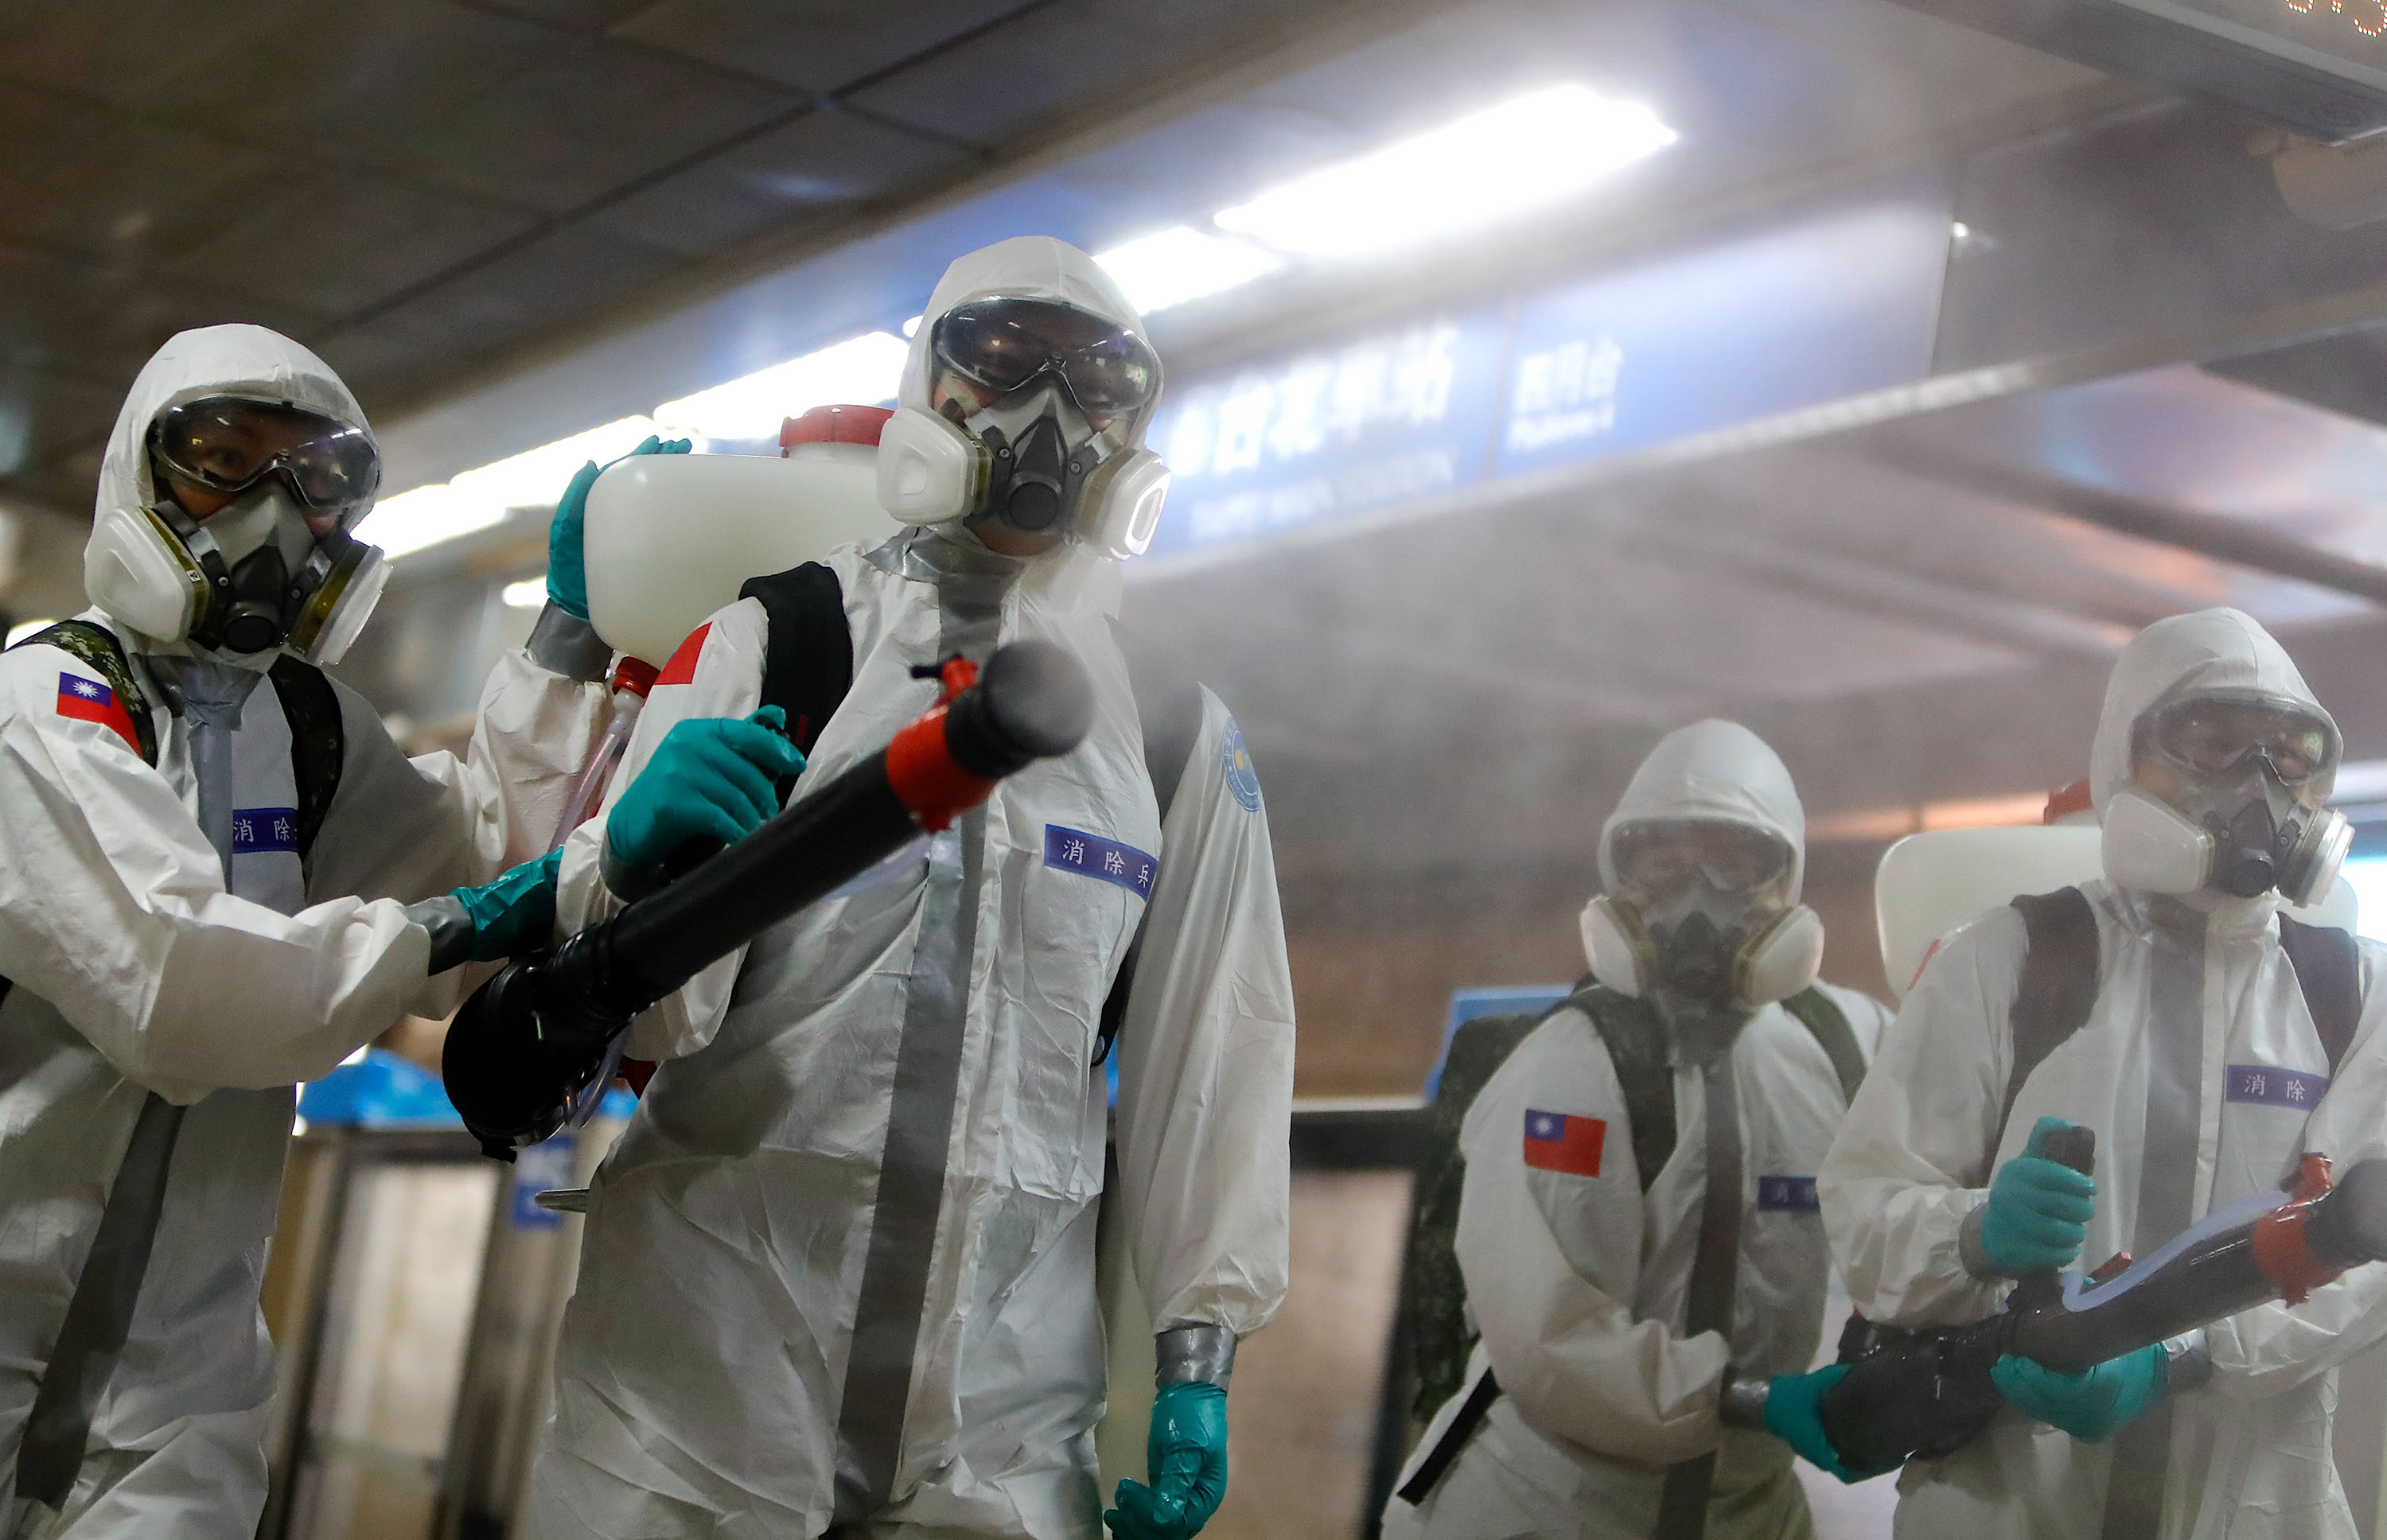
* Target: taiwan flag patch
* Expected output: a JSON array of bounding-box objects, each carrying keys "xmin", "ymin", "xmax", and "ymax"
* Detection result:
[
  {"xmin": 56, "ymin": 673, "xmax": 140, "ymax": 753},
  {"xmin": 1523, "ymin": 1109, "xmax": 1606, "ymax": 1177}
]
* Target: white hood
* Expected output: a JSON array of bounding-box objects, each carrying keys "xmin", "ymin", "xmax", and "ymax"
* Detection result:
[
  {"xmin": 1598, "ymin": 719, "xmax": 1808, "ymax": 903},
  {"xmin": 900, "ymin": 235, "xmax": 1161, "ymax": 449},
  {"xmin": 2087, "ymin": 607, "xmax": 2337, "ymax": 818},
  {"xmin": 92, "ymin": 324, "xmax": 374, "ymax": 532}
]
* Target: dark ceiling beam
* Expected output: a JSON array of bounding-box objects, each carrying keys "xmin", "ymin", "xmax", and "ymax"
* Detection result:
[{"xmin": 1866, "ymin": 437, "xmax": 2387, "ymax": 607}]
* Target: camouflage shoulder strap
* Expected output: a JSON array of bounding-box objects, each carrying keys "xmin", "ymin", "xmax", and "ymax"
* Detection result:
[
  {"xmin": 7, "ymin": 620, "xmax": 157, "ymax": 765},
  {"xmin": 1780, "ymin": 986, "xmax": 1867, "ymax": 1106},
  {"xmin": 1575, "ymin": 985, "xmax": 1677, "ymax": 1194}
]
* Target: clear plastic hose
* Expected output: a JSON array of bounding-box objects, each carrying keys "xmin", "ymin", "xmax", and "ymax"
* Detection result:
[{"xmin": 550, "ymin": 690, "xmax": 644, "ymax": 852}]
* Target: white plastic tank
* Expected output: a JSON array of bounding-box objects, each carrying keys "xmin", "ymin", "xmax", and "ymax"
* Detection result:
[
  {"xmin": 1874, "ymin": 786, "xmax": 2358, "ymax": 1002},
  {"xmin": 581, "ymin": 406, "xmax": 894, "ymax": 666},
  {"xmin": 1875, "ymin": 824, "xmax": 2105, "ymax": 1002}
]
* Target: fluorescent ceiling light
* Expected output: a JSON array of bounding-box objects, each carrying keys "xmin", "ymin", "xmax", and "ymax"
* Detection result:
[
  {"xmin": 1095, "ymin": 226, "xmax": 1283, "ymax": 314},
  {"xmin": 357, "ymin": 485, "xmax": 506, "ymax": 561},
  {"xmin": 653, "ymin": 331, "xmax": 908, "ymax": 441},
  {"xmin": 358, "ymin": 416, "xmax": 660, "ymax": 562},
  {"xmin": 500, "ymin": 577, "xmax": 547, "ymax": 609},
  {"xmin": 4, "ymin": 617, "xmax": 57, "ymax": 648},
  {"xmin": 1213, "ymin": 84, "xmax": 1676, "ymax": 259}
]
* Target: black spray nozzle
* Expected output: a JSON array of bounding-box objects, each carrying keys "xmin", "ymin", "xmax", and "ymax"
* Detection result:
[{"xmin": 944, "ymin": 638, "xmax": 1094, "ymax": 779}]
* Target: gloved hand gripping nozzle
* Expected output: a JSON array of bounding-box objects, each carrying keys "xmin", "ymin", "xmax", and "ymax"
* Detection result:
[
  {"xmin": 1817, "ymin": 1124, "xmax": 2387, "ymax": 1472},
  {"xmin": 441, "ymin": 639, "xmax": 1095, "ymax": 1158}
]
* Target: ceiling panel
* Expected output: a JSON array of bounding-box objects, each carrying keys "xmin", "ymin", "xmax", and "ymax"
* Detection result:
[
  {"xmin": 138, "ymin": 0, "xmax": 562, "ymax": 183},
  {"xmin": 0, "ymin": 0, "xmax": 328, "ymax": 110},
  {"xmin": 615, "ymin": 0, "xmax": 1031, "ymax": 95},
  {"xmin": 0, "ymin": 119, "xmax": 285, "ymax": 267},
  {"xmin": 844, "ymin": 0, "xmax": 1295, "ymax": 146},
  {"xmin": 579, "ymin": 107, "xmax": 965, "ymax": 257},
  {"xmin": 318, "ymin": 221, "xmax": 679, "ymax": 384},
  {"xmin": 0, "ymin": 0, "xmax": 2132, "ymax": 532},
  {"xmin": 378, "ymin": 34, "xmax": 800, "ymax": 214},
  {"xmin": 167, "ymin": 173, "xmax": 540, "ymax": 317},
  {"xmin": 0, "ymin": 237, "xmax": 333, "ymax": 384}
]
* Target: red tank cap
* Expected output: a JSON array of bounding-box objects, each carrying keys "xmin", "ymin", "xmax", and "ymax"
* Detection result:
[
  {"xmin": 611, "ymin": 656, "xmax": 660, "ymax": 699},
  {"xmin": 781, "ymin": 403, "xmax": 894, "ymax": 453}
]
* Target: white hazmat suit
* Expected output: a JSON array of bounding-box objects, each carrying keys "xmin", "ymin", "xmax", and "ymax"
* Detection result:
[
  {"xmin": 525, "ymin": 239, "xmax": 1296, "ymax": 1538},
  {"xmin": 0, "ymin": 325, "xmax": 609, "ymax": 1538},
  {"xmin": 1388, "ymin": 721, "xmax": 1888, "ymax": 1539},
  {"xmin": 1820, "ymin": 607, "xmax": 2387, "ymax": 1539}
]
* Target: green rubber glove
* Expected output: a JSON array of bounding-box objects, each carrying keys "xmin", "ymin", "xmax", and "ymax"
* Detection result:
[
  {"xmin": 1977, "ymin": 1115, "xmax": 2098, "ymax": 1275},
  {"xmin": 450, "ymin": 847, "xmax": 564, "ymax": 962},
  {"xmin": 1762, "ymin": 1363, "xmax": 1898, "ymax": 1484},
  {"xmin": 605, "ymin": 707, "xmax": 804, "ymax": 881},
  {"xmin": 1105, "ymin": 1381, "xmax": 1229, "ymax": 1540},
  {"xmin": 547, "ymin": 434, "xmax": 691, "ymax": 619},
  {"xmin": 1991, "ymin": 1344, "xmax": 2167, "ymax": 1442}
]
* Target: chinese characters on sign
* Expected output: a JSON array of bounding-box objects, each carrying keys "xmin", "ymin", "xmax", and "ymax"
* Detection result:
[
  {"xmin": 1142, "ymin": 313, "xmax": 1508, "ymax": 558},
  {"xmin": 2224, "ymin": 1064, "xmax": 2330, "ymax": 1108},
  {"xmin": 1139, "ymin": 176, "xmax": 1950, "ymax": 562},
  {"xmin": 1042, "ymin": 823, "xmax": 1158, "ymax": 900},
  {"xmin": 230, "ymin": 806, "xmax": 301, "ymax": 855},
  {"xmin": 1505, "ymin": 335, "xmax": 1626, "ymax": 453}
]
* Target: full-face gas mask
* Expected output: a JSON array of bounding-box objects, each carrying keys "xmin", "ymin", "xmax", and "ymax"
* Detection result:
[
  {"xmin": 1579, "ymin": 818, "xmax": 1824, "ymax": 1011},
  {"xmin": 876, "ymin": 297, "xmax": 1171, "ymax": 558},
  {"xmin": 2101, "ymin": 690, "xmax": 2350, "ymax": 907},
  {"xmin": 84, "ymin": 395, "xmax": 387, "ymax": 663}
]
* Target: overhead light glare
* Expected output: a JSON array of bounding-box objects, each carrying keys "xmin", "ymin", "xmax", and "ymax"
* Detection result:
[
  {"xmin": 500, "ymin": 577, "xmax": 548, "ymax": 609},
  {"xmin": 4, "ymin": 617, "xmax": 59, "ymax": 648},
  {"xmin": 1213, "ymin": 83, "xmax": 1676, "ymax": 259},
  {"xmin": 1095, "ymin": 226, "xmax": 1284, "ymax": 314},
  {"xmin": 653, "ymin": 331, "xmax": 908, "ymax": 441},
  {"xmin": 357, "ymin": 485, "xmax": 506, "ymax": 561},
  {"xmin": 358, "ymin": 416, "xmax": 660, "ymax": 561}
]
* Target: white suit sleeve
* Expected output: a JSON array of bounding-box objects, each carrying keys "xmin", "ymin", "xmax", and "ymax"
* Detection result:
[
  {"xmin": 2206, "ymin": 938, "xmax": 2387, "ymax": 1399},
  {"xmin": 554, "ymin": 604, "xmax": 764, "ymax": 1061},
  {"xmin": 1456, "ymin": 1014, "xmax": 1727, "ymax": 1467},
  {"xmin": 1113, "ymin": 692, "xmax": 1295, "ymax": 1340},
  {"xmin": 0, "ymin": 651, "xmax": 439, "ymax": 1102},
  {"xmin": 306, "ymin": 641, "xmax": 609, "ymax": 905},
  {"xmin": 1819, "ymin": 909, "xmax": 2024, "ymax": 1328}
]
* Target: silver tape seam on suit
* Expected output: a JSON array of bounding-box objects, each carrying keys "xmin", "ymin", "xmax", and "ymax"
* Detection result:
[
  {"xmin": 833, "ymin": 562, "xmax": 1006, "ymax": 1522},
  {"xmin": 2101, "ymin": 908, "xmax": 2206, "ymax": 1539},
  {"xmin": 1657, "ymin": 1046, "xmax": 1744, "ymax": 1540},
  {"xmin": 15, "ymin": 663, "xmax": 263, "ymax": 1513}
]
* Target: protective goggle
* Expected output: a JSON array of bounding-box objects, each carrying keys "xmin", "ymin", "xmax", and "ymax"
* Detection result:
[
  {"xmin": 930, "ymin": 298, "xmax": 1160, "ymax": 418},
  {"xmin": 1609, "ymin": 818, "xmax": 1793, "ymax": 900},
  {"xmin": 147, "ymin": 395, "xmax": 380, "ymax": 522},
  {"xmin": 2136, "ymin": 693, "xmax": 2338, "ymax": 790}
]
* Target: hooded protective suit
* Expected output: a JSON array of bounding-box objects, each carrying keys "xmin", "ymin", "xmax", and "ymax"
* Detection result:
[
  {"xmin": 0, "ymin": 325, "xmax": 609, "ymax": 1537},
  {"xmin": 1819, "ymin": 608, "xmax": 2387, "ymax": 1540},
  {"xmin": 1386, "ymin": 721, "xmax": 1888, "ymax": 1539},
  {"xmin": 525, "ymin": 239, "xmax": 1295, "ymax": 1538}
]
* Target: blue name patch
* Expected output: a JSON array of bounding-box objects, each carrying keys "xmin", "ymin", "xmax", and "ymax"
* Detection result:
[
  {"xmin": 230, "ymin": 807, "xmax": 299, "ymax": 855},
  {"xmin": 1044, "ymin": 825, "xmax": 1158, "ymax": 899},
  {"xmin": 2225, "ymin": 1064, "xmax": 2329, "ymax": 1110},
  {"xmin": 1756, "ymin": 1176, "xmax": 1819, "ymax": 1212}
]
